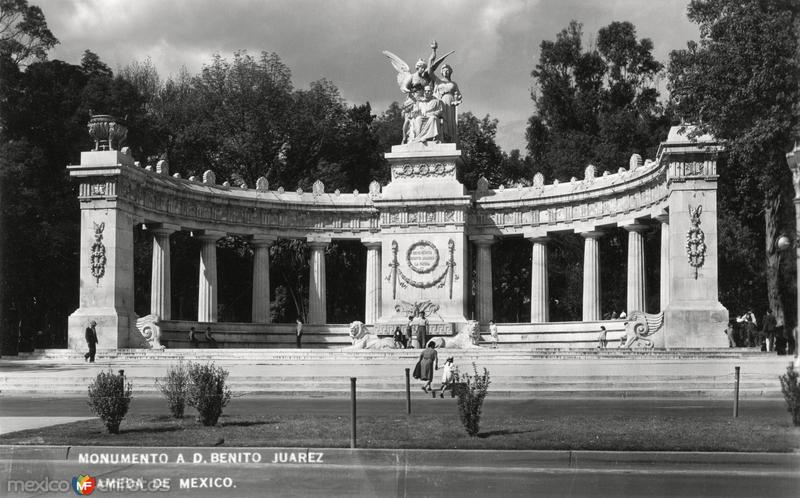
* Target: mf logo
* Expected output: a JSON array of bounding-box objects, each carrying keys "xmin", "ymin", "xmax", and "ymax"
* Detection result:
[{"xmin": 72, "ymin": 475, "xmax": 96, "ymax": 495}]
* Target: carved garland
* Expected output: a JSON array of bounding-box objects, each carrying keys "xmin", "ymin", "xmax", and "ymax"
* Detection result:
[
  {"xmin": 90, "ymin": 222, "xmax": 107, "ymax": 283},
  {"xmin": 395, "ymin": 162, "xmax": 455, "ymax": 178},
  {"xmin": 387, "ymin": 239, "xmax": 458, "ymax": 298},
  {"xmin": 686, "ymin": 205, "xmax": 706, "ymax": 279},
  {"xmin": 406, "ymin": 240, "xmax": 439, "ymax": 274}
]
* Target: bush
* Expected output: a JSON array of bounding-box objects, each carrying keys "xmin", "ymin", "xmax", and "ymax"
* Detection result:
[
  {"xmin": 156, "ymin": 360, "xmax": 190, "ymax": 419},
  {"xmin": 187, "ymin": 362, "xmax": 232, "ymax": 426},
  {"xmin": 87, "ymin": 370, "xmax": 132, "ymax": 434},
  {"xmin": 779, "ymin": 363, "xmax": 800, "ymax": 426},
  {"xmin": 454, "ymin": 363, "xmax": 491, "ymax": 437}
]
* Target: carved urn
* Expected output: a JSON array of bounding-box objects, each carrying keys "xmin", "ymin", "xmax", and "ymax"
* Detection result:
[{"xmin": 87, "ymin": 114, "xmax": 128, "ymax": 151}]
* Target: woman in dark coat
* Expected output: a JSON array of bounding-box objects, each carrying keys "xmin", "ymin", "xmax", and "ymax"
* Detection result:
[{"xmin": 418, "ymin": 341, "xmax": 439, "ymax": 392}]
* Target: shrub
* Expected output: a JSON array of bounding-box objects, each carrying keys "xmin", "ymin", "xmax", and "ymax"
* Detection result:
[
  {"xmin": 87, "ymin": 370, "xmax": 132, "ymax": 434},
  {"xmin": 156, "ymin": 360, "xmax": 190, "ymax": 419},
  {"xmin": 187, "ymin": 362, "xmax": 232, "ymax": 426},
  {"xmin": 454, "ymin": 363, "xmax": 491, "ymax": 437},
  {"xmin": 779, "ymin": 363, "xmax": 800, "ymax": 426}
]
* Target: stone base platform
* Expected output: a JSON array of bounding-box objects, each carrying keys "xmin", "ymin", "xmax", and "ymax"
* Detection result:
[{"xmin": 1, "ymin": 348, "xmax": 792, "ymax": 398}]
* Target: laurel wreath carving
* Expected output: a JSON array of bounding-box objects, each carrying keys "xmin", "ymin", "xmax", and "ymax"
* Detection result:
[
  {"xmin": 90, "ymin": 222, "xmax": 107, "ymax": 283},
  {"xmin": 686, "ymin": 205, "xmax": 706, "ymax": 279}
]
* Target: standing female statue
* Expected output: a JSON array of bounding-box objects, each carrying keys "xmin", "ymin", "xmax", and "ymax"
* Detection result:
[{"xmin": 433, "ymin": 64, "xmax": 462, "ymax": 144}]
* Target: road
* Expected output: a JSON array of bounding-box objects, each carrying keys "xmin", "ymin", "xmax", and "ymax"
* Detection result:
[{"xmin": 1, "ymin": 453, "xmax": 798, "ymax": 497}]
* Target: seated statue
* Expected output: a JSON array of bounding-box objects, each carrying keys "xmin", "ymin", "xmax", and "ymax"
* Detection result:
[{"xmin": 408, "ymin": 86, "xmax": 443, "ymax": 144}]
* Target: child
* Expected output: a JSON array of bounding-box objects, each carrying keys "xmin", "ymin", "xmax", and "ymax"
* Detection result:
[
  {"xmin": 597, "ymin": 326, "xmax": 607, "ymax": 349},
  {"xmin": 489, "ymin": 320, "xmax": 498, "ymax": 349},
  {"xmin": 439, "ymin": 357, "xmax": 455, "ymax": 398}
]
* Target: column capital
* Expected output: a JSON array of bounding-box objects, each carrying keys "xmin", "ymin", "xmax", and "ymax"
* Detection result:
[
  {"xmin": 527, "ymin": 236, "xmax": 550, "ymax": 244},
  {"xmin": 307, "ymin": 236, "xmax": 331, "ymax": 249},
  {"xmin": 577, "ymin": 230, "xmax": 604, "ymax": 239},
  {"xmin": 148, "ymin": 223, "xmax": 180, "ymax": 236},
  {"xmin": 361, "ymin": 237, "xmax": 382, "ymax": 248},
  {"xmin": 469, "ymin": 235, "xmax": 495, "ymax": 246},
  {"xmin": 620, "ymin": 221, "xmax": 649, "ymax": 233},
  {"xmin": 194, "ymin": 230, "xmax": 226, "ymax": 242},
  {"xmin": 653, "ymin": 212, "xmax": 670, "ymax": 224},
  {"xmin": 250, "ymin": 235, "xmax": 278, "ymax": 248}
]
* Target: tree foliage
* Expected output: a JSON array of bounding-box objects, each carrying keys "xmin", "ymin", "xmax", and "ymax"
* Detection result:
[
  {"xmin": 0, "ymin": 0, "xmax": 57, "ymax": 65},
  {"xmin": 527, "ymin": 20, "xmax": 668, "ymax": 181},
  {"xmin": 668, "ymin": 0, "xmax": 800, "ymax": 324}
]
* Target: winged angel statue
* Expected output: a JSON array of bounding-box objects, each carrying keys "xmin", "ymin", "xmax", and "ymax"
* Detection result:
[{"xmin": 382, "ymin": 41, "xmax": 459, "ymax": 145}]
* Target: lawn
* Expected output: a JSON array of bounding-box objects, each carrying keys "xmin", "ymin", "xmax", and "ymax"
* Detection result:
[{"xmin": 2, "ymin": 410, "xmax": 799, "ymax": 452}]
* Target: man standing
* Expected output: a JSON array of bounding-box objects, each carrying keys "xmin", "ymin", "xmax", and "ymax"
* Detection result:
[
  {"xmin": 296, "ymin": 319, "xmax": 303, "ymax": 349},
  {"xmin": 84, "ymin": 320, "xmax": 98, "ymax": 363},
  {"xmin": 405, "ymin": 316, "xmax": 414, "ymax": 349},
  {"xmin": 763, "ymin": 309, "xmax": 777, "ymax": 352}
]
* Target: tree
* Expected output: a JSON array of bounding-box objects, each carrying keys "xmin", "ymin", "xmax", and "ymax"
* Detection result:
[
  {"xmin": 527, "ymin": 21, "xmax": 668, "ymax": 182},
  {"xmin": 668, "ymin": 0, "xmax": 800, "ymax": 326},
  {"xmin": 0, "ymin": 0, "xmax": 57, "ymax": 65}
]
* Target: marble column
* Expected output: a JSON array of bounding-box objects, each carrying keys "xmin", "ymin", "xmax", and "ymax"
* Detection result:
[
  {"xmin": 363, "ymin": 239, "xmax": 382, "ymax": 324},
  {"xmin": 624, "ymin": 224, "xmax": 648, "ymax": 314},
  {"xmin": 472, "ymin": 235, "xmax": 495, "ymax": 323},
  {"xmin": 529, "ymin": 237, "xmax": 550, "ymax": 323},
  {"xmin": 197, "ymin": 231, "xmax": 224, "ymax": 323},
  {"xmin": 150, "ymin": 225, "xmax": 177, "ymax": 321},
  {"xmin": 251, "ymin": 236, "xmax": 277, "ymax": 323},
  {"xmin": 581, "ymin": 231, "xmax": 603, "ymax": 321},
  {"xmin": 655, "ymin": 214, "xmax": 670, "ymax": 311},
  {"xmin": 308, "ymin": 238, "xmax": 330, "ymax": 324}
]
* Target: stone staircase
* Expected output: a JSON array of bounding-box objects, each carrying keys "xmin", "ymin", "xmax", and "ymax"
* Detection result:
[{"xmin": 1, "ymin": 348, "xmax": 793, "ymax": 398}]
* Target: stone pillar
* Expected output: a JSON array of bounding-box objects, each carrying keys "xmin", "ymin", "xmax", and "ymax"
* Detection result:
[
  {"xmin": 623, "ymin": 223, "xmax": 648, "ymax": 314},
  {"xmin": 580, "ymin": 231, "xmax": 603, "ymax": 321},
  {"xmin": 150, "ymin": 225, "xmax": 178, "ymax": 321},
  {"xmin": 471, "ymin": 235, "xmax": 495, "ymax": 323},
  {"xmin": 363, "ymin": 239, "xmax": 382, "ymax": 324},
  {"xmin": 67, "ymin": 150, "xmax": 137, "ymax": 349},
  {"xmin": 251, "ymin": 236, "xmax": 277, "ymax": 323},
  {"xmin": 655, "ymin": 214, "xmax": 670, "ymax": 311},
  {"xmin": 308, "ymin": 237, "xmax": 330, "ymax": 324},
  {"xmin": 661, "ymin": 125, "xmax": 728, "ymax": 347},
  {"xmin": 529, "ymin": 237, "xmax": 549, "ymax": 323},
  {"xmin": 197, "ymin": 231, "xmax": 224, "ymax": 323}
]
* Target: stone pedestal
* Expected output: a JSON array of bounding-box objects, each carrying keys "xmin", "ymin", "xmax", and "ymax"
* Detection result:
[
  {"xmin": 580, "ymin": 231, "xmax": 603, "ymax": 321},
  {"xmin": 308, "ymin": 237, "xmax": 330, "ymax": 324},
  {"xmin": 529, "ymin": 237, "xmax": 550, "ymax": 323},
  {"xmin": 661, "ymin": 127, "xmax": 728, "ymax": 347},
  {"xmin": 373, "ymin": 143, "xmax": 471, "ymax": 331},
  {"xmin": 251, "ymin": 236, "xmax": 277, "ymax": 323},
  {"xmin": 67, "ymin": 150, "xmax": 137, "ymax": 349}
]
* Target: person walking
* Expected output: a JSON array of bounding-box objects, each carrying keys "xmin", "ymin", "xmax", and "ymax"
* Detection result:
[
  {"xmin": 489, "ymin": 320, "xmax": 498, "ymax": 349},
  {"xmin": 188, "ymin": 326, "xmax": 198, "ymax": 347},
  {"xmin": 439, "ymin": 357, "xmax": 455, "ymax": 398},
  {"xmin": 418, "ymin": 341, "xmax": 438, "ymax": 393},
  {"xmin": 296, "ymin": 319, "xmax": 304, "ymax": 349},
  {"xmin": 84, "ymin": 320, "xmax": 98, "ymax": 363},
  {"xmin": 597, "ymin": 326, "xmax": 608, "ymax": 349},
  {"xmin": 763, "ymin": 309, "xmax": 777, "ymax": 352}
]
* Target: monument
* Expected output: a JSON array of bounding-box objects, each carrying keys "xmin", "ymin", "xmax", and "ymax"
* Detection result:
[{"xmin": 64, "ymin": 43, "xmax": 728, "ymax": 351}]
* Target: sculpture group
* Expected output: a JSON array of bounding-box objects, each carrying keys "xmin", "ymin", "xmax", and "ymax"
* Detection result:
[{"xmin": 383, "ymin": 41, "xmax": 462, "ymax": 145}]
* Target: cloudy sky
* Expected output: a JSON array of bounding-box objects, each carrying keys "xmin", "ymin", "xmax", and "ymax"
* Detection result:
[{"xmin": 37, "ymin": 0, "xmax": 699, "ymax": 153}]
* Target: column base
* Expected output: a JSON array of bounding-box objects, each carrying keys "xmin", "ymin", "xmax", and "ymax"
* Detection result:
[
  {"xmin": 662, "ymin": 301, "xmax": 729, "ymax": 348},
  {"xmin": 68, "ymin": 307, "xmax": 134, "ymax": 350}
]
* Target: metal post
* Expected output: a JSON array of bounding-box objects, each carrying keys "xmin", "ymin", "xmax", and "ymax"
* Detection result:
[
  {"xmin": 405, "ymin": 368, "xmax": 411, "ymax": 414},
  {"xmin": 350, "ymin": 377, "xmax": 357, "ymax": 448},
  {"xmin": 733, "ymin": 366, "xmax": 740, "ymax": 418}
]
